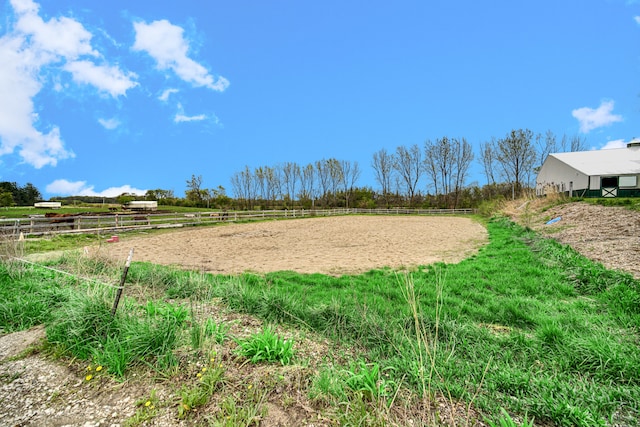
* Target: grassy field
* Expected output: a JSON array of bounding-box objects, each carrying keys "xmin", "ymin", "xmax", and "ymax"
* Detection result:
[{"xmin": 1, "ymin": 214, "xmax": 639, "ymax": 426}]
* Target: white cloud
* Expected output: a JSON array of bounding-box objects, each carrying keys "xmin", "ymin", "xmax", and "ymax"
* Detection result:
[
  {"xmin": 0, "ymin": 35, "xmax": 74, "ymax": 168},
  {"xmin": 634, "ymin": 16, "xmax": 640, "ymax": 25},
  {"xmin": 64, "ymin": 60, "xmax": 138, "ymax": 97},
  {"xmin": 173, "ymin": 102, "xmax": 209, "ymax": 123},
  {"xmin": 571, "ymin": 100, "xmax": 623, "ymax": 133},
  {"xmin": 175, "ymin": 113, "xmax": 207, "ymax": 123},
  {"xmin": 46, "ymin": 179, "xmax": 91, "ymax": 195},
  {"xmin": 11, "ymin": 0, "xmax": 97, "ymax": 59},
  {"xmin": 46, "ymin": 179, "xmax": 146, "ymax": 197},
  {"xmin": 159, "ymin": 88, "xmax": 179, "ymax": 101},
  {"xmin": 98, "ymin": 117, "xmax": 120, "ymax": 130},
  {"xmin": 0, "ymin": 0, "xmax": 135, "ymax": 169},
  {"xmin": 600, "ymin": 139, "xmax": 627, "ymax": 150},
  {"xmin": 132, "ymin": 20, "xmax": 229, "ymax": 91}
]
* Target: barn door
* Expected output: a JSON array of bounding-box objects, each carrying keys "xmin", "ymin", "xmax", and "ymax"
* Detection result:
[{"xmin": 601, "ymin": 176, "xmax": 618, "ymax": 198}]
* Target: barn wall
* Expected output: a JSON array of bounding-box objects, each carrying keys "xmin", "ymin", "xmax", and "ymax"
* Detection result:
[{"xmin": 536, "ymin": 156, "xmax": 589, "ymax": 196}]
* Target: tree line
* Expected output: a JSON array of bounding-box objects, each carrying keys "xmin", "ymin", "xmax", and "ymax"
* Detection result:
[
  {"xmin": 6, "ymin": 128, "xmax": 586, "ymax": 210},
  {"xmin": 208, "ymin": 128, "xmax": 585, "ymax": 209},
  {"xmin": 0, "ymin": 182, "xmax": 42, "ymax": 208}
]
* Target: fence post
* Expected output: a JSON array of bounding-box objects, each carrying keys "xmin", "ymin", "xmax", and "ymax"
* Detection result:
[{"xmin": 111, "ymin": 248, "xmax": 134, "ymax": 316}]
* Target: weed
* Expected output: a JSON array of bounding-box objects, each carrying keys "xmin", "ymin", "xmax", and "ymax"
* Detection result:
[
  {"xmin": 209, "ymin": 387, "xmax": 268, "ymax": 427},
  {"xmin": 344, "ymin": 360, "xmax": 395, "ymax": 401},
  {"xmin": 485, "ymin": 408, "xmax": 535, "ymax": 427},
  {"xmin": 124, "ymin": 390, "xmax": 161, "ymax": 427},
  {"xmin": 235, "ymin": 326, "xmax": 294, "ymax": 365},
  {"xmin": 190, "ymin": 316, "xmax": 229, "ymax": 350},
  {"xmin": 178, "ymin": 361, "xmax": 225, "ymax": 419}
]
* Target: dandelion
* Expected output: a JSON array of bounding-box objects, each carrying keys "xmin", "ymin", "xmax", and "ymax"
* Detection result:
[
  {"xmin": 248, "ymin": 384, "xmax": 253, "ymax": 390},
  {"xmin": 95, "ymin": 366, "xmax": 103, "ymax": 372},
  {"xmin": 219, "ymin": 363, "xmax": 223, "ymax": 368},
  {"xmin": 197, "ymin": 373, "xmax": 202, "ymax": 378},
  {"xmin": 201, "ymin": 367, "xmax": 207, "ymax": 372},
  {"xmin": 145, "ymin": 400, "xmax": 151, "ymax": 407},
  {"xmin": 86, "ymin": 365, "xmax": 92, "ymax": 371},
  {"xmin": 85, "ymin": 374, "xmax": 93, "ymax": 381}
]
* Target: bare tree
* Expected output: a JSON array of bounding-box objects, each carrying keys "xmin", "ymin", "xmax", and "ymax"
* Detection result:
[
  {"xmin": 185, "ymin": 174, "xmax": 204, "ymax": 206},
  {"xmin": 339, "ymin": 160, "xmax": 361, "ymax": 208},
  {"xmin": 265, "ymin": 165, "xmax": 281, "ymax": 208},
  {"xmin": 479, "ymin": 139, "xmax": 497, "ymax": 185},
  {"xmin": 298, "ymin": 163, "xmax": 316, "ymax": 206},
  {"xmin": 254, "ymin": 166, "xmax": 267, "ymax": 205},
  {"xmin": 230, "ymin": 166, "xmax": 258, "ymax": 209},
  {"xmin": 535, "ymin": 130, "xmax": 558, "ymax": 172},
  {"xmin": 371, "ymin": 148, "xmax": 395, "ymax": 207},
  {"xmin": 315, "ymin": 160, "xmax": 330, "ymax": 207},
  {"xmin": 394, "ymin": 144, "xmax": 422, "ymax": 206},
  {"xmin": 281, "ymin": 162, "xmax": 301, "ymax": 207},
  {"xmin": 326, "ymin": 158, "xmax": 343, "ymax": 207},
  {"xmin": 230, "ymin": 171, "xmax": 245, "ymax": 208},
  {"xmin": 452, "ymin": 138, "xmax": 474, "ymax": 208},
  {"xmin": 570, "ymin": 134, "xmax": 587, "ymax": 152},
  {"xmin": 495, "ymin": 129, "xmax": 537, "ymax": 196},
  {"xmin": 424, "ymin": 137, "xmax": 473, "ymax": 207}
]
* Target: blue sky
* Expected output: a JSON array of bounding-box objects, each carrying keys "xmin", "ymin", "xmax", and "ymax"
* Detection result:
[{"xmin": 1, "ymin": 0, "xmax": 639, "ymax": 199}]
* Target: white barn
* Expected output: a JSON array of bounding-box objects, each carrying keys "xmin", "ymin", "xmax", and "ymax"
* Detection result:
[{"xmin": 536, "ymin": 142, "xmax": 640, "ymax": 198}]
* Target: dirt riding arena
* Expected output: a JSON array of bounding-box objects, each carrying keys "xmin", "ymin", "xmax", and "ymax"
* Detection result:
[{"xmin": 100, "ymin": 215, "xmax": 488, "ymax": 275}]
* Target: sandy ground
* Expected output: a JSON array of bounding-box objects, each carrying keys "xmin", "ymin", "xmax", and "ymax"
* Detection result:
[{"xmin": 98, "ymin": 215, "xmax": 488, "ymax": 275}]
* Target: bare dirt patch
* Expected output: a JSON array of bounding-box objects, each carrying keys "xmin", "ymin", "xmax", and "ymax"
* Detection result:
[
  {"xmin": 98, "ymin": 215, "xmax": 488, "ymax": 275},
  {"xmin": 509, "ymin": 200, "xmax": 640, "ymax": 279}
]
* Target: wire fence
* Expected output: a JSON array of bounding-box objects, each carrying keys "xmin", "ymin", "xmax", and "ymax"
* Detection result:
[{"xmin": 0, "ymin": 207, "xmax": 475, "ymax": 238}]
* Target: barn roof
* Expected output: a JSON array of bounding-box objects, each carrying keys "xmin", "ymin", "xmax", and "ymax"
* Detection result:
[{"xmin": 549, "ymin": 146, "xmax": 640, "ymax": 176}]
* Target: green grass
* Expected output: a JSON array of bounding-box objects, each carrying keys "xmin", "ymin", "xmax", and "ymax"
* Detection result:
[
  {"xmin": 0, "ymin": 264, "xmax": 72, "ymax": 333},
  {"xmin": 2, "ymin": 215, "xmax": 640, "ymax": 425},
  {"xmin": 234, "ymin": 326, "xmax": 294, "ymax": 365}
]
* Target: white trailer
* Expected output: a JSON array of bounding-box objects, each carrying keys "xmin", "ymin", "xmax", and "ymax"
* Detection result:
[
  {"xmin": 125, "ymin": 201, "xmax": 158, "ymax": 211},
  {"xmin": 34, "ymin": 201, "xmax": 62, "ymax": 209}
]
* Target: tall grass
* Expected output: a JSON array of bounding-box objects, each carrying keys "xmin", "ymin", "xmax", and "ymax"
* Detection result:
[{"xmin": 45, "ymin": 288, "xmax": 186, "ymax": 375}]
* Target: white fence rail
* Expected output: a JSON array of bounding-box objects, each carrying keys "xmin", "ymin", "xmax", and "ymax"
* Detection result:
[{"xmin": 0, "ymin": 208, "xmax": 475, "ymax": 237}]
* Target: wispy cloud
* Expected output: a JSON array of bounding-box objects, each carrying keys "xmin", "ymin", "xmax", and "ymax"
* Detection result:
[
  {"xmin": 571, "ymin": 100, "xmax": 623, "ymax": 133},
  {"xmin": 173, "ymin": 102, "xmax": 214, "ymax": 123},
  {"xmin": 98, "ymin": 117, "xmax": 120, "ymax": 130},
  {"xmin": 158, "ymin": 88, "xmax": 179, "ymax": 101},
  {"xmin": 175, "ymin": 113, "xmax": 207, "ymax": 123},
  {"xmin": 132, "ymin": 19, "xmax": 229, "ymax": 91},
  {"xmin": 46, "ymin": 179, "xmax": 146, "ymax": 197},
  {"xmin": 0, "ymin": 0, "xmax": 136, "ymax": 168},
  {"xmin": 634, "ymin": 16, "xmax": 640, "ymax": 25}
]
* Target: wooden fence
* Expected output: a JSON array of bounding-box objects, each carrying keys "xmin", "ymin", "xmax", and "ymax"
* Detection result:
[{"xmin": 0, "ymin": 208, "xmax": 475, "ymax": 238}]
